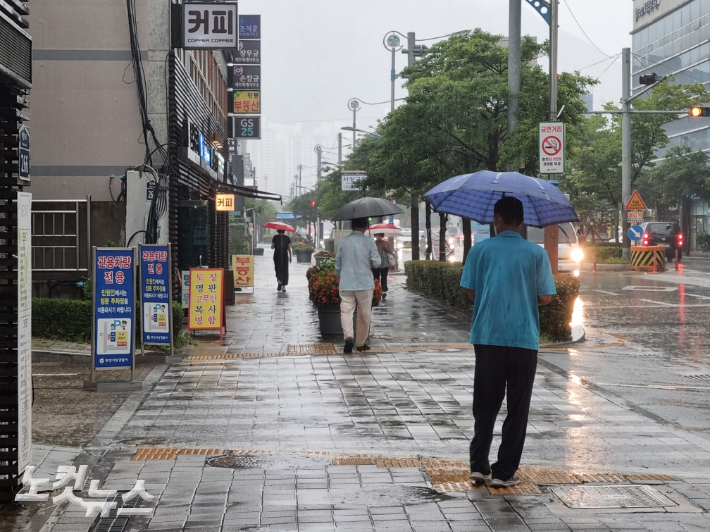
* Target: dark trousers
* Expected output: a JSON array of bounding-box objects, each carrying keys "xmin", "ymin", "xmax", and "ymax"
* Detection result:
[
  {"xmin": 372, "ymin": 267, "xmax": 389, "ymax": 292},
  {"xmin": 469, "ymin": 344, "xmax": 537, "ymax": 479}
]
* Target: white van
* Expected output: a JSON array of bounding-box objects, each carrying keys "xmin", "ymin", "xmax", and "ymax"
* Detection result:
[{"xmin": 526, "ymin": 223, "xmax": 583, "ymax": 272}]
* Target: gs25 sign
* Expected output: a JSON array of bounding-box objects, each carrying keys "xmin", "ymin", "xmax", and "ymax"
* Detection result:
[{"xmin": 232, "ymin": 117, "xmax": 261, "ymax": 139}]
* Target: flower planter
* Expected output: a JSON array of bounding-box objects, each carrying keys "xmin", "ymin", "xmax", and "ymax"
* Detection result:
[
  {"xmin": 317, "ymin": 305, "xmax": 357, "ymax": 338},
  {"xmin": 296, "ymin": 251, "xmax": 313, "ymax": 263}
]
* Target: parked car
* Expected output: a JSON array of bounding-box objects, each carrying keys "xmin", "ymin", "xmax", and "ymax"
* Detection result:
[
  {"xmin": 526, "ymin": 223, "xmax": 584, "ymax": 274},
  {"xmin": 640, "ymin": 222, "xmax": 683, "ymax": 261},
  {"xmin": 396, "ymin": 228, "xmax": 412, "ymax": 249}
]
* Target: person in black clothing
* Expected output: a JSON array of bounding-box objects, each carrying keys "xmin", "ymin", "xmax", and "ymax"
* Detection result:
[{"xmin": 271, "ymin": 230, "xmax": 292, "ymax": 292}]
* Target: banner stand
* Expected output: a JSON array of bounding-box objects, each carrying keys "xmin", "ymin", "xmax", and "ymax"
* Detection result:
[
  {"xmin": 85, "ymin": 246, "xmax": 142, "ymax": 393},
  {"xmin": 139, "ymin": 243, "xmax": 175, "ymax": 360}
]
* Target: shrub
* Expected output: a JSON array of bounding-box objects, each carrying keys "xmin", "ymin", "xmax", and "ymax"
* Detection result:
[
  {"xmin": 696, "ymin": 231, "xmax": 710, "ymax": 251},
  {"xmin": 293, "ymin": 242, "xmax": 314, "ymax": 254},
  {"xmin": 404, "ymin": 260, "xmax": 580, "ymax": 343}
]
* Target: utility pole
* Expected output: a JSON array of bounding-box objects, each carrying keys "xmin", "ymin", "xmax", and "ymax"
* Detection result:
[
  {"xmin": 316, "ymin": 146, "xmax": 322, "ymax": 182},
  {"xmin": 315, "ymin": 146, "xmax": 323, "ymax": 249},
  {"xmin": 621, "ymin": 47, "xmax": 632, "ymax": 260},
  {"xmin": 507, "ymin": 0, "xmax": 522, "ymax": 143},
  {"xmin": 544, "ymin": 0, "xmax": 560, "ymax": 273},
  {"xmin": 407, "ymin": 31, "xmax": 420, "ymax": 261},
  {"xmin": 298, "ymin": 165, "xmax": 303, "ymax": 198},
  {"xmin": 337, "ymin": 133, "xmax": 343, "ymax": 165}
]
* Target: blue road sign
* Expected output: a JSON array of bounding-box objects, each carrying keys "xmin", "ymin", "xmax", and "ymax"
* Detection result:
[{"xmin": 628, "ymin": 225, "xmax": 644, "ymax": 241}]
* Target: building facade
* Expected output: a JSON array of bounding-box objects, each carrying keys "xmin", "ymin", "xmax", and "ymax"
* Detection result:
[{"xmin": 631, "ymin": 0, "xmax": 710, "ymax": 249}]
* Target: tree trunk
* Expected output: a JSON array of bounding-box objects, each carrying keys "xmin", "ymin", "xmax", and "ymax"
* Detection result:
[
  {"xmin": 425, "ymin": 203, "xmax": 432, "ymax": 260},
  {"xmin": 463, "ymin": 218, "xmax": 472, "ymax": 265},
  {"xmin": 439, "ymin": 213, "xmax": 447, "ymax": 262}
]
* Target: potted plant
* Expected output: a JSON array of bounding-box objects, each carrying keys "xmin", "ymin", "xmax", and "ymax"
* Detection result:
[
  {"xmin": 293, "ymin": 242, "xmax": 314, "ymax": 263},
  {"xmin": 307, "ymin": 259, "xmax": 383, "ymax": 336},
  {"xmin": 314, "ymin": 250, "xmax": 334, "ymax": 265}
]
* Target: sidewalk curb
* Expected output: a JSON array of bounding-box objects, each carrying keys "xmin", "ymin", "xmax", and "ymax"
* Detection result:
[
  {"xmin": 581, "ymin": 263, "xmax": 630, "ymax": 272},
  {"xmin": 540, "ymin": 325, "xmax": 586, "ymax": 349}
]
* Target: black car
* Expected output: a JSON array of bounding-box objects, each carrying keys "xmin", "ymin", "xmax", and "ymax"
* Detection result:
[{"xmin": 641, "ymin": 222, "xmax": 683, "ymax": 261}]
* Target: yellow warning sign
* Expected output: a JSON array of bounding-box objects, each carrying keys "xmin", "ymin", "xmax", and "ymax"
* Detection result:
[{"xmin": 625, "ymin": 190, "xmax": 647, "ymax": 210}]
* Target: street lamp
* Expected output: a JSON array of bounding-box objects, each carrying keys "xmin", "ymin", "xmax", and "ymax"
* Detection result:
[
  {"xmin": 348, "ymin": 99, "xmax": 360, "ymax": 148},
  {"xmin": 383, "ymin": 32, "xmax": 403, "ymax": 113}
]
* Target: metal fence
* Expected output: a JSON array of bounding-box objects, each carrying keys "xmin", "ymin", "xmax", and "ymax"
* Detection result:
[{"xmin": 31, "ymin": 196, "xmax": 91, "ymax": 273}]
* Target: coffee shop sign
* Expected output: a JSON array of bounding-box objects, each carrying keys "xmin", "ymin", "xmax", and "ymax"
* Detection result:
[{"xmin": 636, "ymin": 0, "xmax": 660, "ymax": 22}]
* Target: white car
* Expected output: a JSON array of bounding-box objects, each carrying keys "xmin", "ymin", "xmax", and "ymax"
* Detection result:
[{"xmin": 527, "ymin": 223, "xmax": 584, "ymax": 274}]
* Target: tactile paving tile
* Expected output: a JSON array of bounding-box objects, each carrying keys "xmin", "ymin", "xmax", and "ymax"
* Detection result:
[
  {"xmin": 287, "ymin": 344, "xmax": 337, "ymax": 354},
  {"xmin": 625, "ymin": 474, "xmax": 675, "ymax": 481},
  {"xmin": 178, "ymin": 448, "xmax": 222, "ymax": 456},
  {"xmin": 330, "ymin": 454, "xmax": 375, "ymax": 465},
  {"xmin": 131, "ymin": 448, "xmax": 179, "ymax": 461},
  {"xmin": 574, "ymin": 472, "xmax": 627, "ymax": 483},
  {"xmin": 427, "ymin": 468, "xmax": 471, "ymax": 483},
  {"xmin": 520, "ymin": 465, "xmax": 581, "ymax": 484},
  {"xmin": 433, "ymin": 481, "xmax": 485, "ymax": 493},
  {"xmin": 488, "ymin": 482, "xmax": 542, "ymax": 495},
  {"xmin": 421, "ymin": 458, "xmax": 469, "ymax": 470},
  {"xmin": 230, "ymin": 449, "xmax": 274, "ymax": 455},
  {"xmin": 376, "ymin": 457, "xmax": 422, "ymax": 468}
]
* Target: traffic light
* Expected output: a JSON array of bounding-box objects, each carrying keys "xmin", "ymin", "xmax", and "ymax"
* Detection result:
[
  {"xmin": 689, "ymin": 106, "xmax": 710, "ymax": 118},
  {"xmin": 310, "ymin": 200, "xmax": 316, "ymax": 207},
  {"xmin": 639, "ymin": 73, "xmax": 658, "ymax": 85}
]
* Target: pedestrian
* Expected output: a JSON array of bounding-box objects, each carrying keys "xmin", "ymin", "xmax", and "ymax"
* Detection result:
[
  {"xmin": 335, "ymin": 217, "xmax": 381, "ymax": 354},
  {"xmin": 460, "ymin": 197, "xmax": 556, "ymax": 488},
  {"xmin": 271, "ymin": 230, "xmax": 292, "ymax": 292},
  {"xmin": 372, "ymin": 232, "xmax": 392, "ymax": 298}
]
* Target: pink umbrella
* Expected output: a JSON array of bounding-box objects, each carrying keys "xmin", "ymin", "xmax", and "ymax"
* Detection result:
[
  {"xmin": 264, "ymin": 221, "xmax": 295, "ymax": 232},
  {"xmin": 366, "ymin": 223, "xmax": 402, "ymax": 236}
]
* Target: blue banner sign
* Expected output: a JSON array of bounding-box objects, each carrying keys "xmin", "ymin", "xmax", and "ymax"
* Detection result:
[
  {"xmin": 239, "ymin": 15, "xmax": 261, "ymax": 39},
  {"xmin": 93, "ymin": 248, "xmax": 135, "ymax": 369},
  {"xmin": 140, "ymin": 245, "xmax": 172, "ymax": 347}
]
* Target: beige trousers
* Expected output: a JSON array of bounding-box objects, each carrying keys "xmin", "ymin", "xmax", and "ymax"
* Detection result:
[{"xmin": 339, "ymin": 289, "xmax": 373, "ymax": 347}]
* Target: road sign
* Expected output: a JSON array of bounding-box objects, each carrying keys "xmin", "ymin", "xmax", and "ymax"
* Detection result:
[
  {"xmin": 342, "ymin": 171, "xmax": 367, "ymax": 191},
  {"xmin": 18, "ymin": 126, "xmax": 29, "ymax": 182},
  {"xmin": 625, "ymin": 189, "xmax": 647, "ymax": 210},
  {"xmin": 233, "ymin": 116, "xmax": 261, "ymax": 139},
  {"xmin": 627, "ymin": 209, "xmax": 644, "ymax": 223},
  {"xmin": 628, "ymin": 225, "xmax": 644, "ymax": 241},
  {"xmin": 539, "ymin": 122, "xmax": 565, "ymax": 174}
]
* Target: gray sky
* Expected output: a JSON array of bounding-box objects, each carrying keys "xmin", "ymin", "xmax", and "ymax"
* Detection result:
[{"xmin": 248, "ymin": 0, "xmax": 633, "ymax": 134}]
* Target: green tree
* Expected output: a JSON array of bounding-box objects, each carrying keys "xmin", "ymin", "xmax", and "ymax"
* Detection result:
[{"xmin": 245, "ymin": 199, "xmax": 278, "ymax": 224}]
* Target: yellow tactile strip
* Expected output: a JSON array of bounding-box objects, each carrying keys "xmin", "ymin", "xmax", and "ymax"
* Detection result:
[
  {"xmin": 131, "ymin": 448, "xmax": 223, "ymax": 461},
  {"xmin": 625, "ymin": 474, "xmax": 676, "ymax": 481},
  {"xmin": 287, "ymin": 344, "xmax": 337, "ymax": 355},
  {"xmin": 330, "ymin": 454, "xmax": 376, "ymax": 465},
  {"xmin": 573, "ymin": 472, "xmax": 627, "ymax": 483},
  {"xmin": 520, "ymin": 465, "xmax": 581, "ymax": 485},
  {"xmin": 376, "ymin": 457, "xmax": 422, "ymax": 468}
]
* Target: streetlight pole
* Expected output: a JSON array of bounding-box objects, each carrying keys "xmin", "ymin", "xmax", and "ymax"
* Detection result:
[
  {"xmin": 348, "ymin": 99, "xmax": 360, "ymax": 149},
  {"xmin": 543, "ymin": 0, "xmax": 560, "ymax": 273},
  {"xmin": 337, "ymin": 133, "xmax": 342, "ymax": 165},
  {"xmin": 298, "ymin": 165, "xmax": 303, "ymax": 198},
  {"xmin": 621, "ymin": 47, "xmax": 632, "ymax": 260},
  {"xmin": 384, "ymin": 32, "xmax": 403, "ymax": 113},
  {"xmin": 406, "ymin": 31, "xmax": 421, "ymax": 262},
  {"xmin": 508, "ymin": 0, "xmax": 522, "ymax": 145}
]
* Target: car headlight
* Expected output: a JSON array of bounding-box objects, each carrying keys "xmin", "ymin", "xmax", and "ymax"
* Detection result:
[
  {"xmin": 571, "ymin": 248, "xmax": 584, "ymax": 263},
  {"xmin": 397, "ymin": 243, "xmax": 403, "ymax": 249},
  {"xmin": 448, "ymin": 237, "xmax": 455, "ymax": 245}
]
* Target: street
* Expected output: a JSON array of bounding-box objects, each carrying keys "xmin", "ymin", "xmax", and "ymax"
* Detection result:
[{"xmin": 24, "ymin": 252, "xmax": 710, "ymax": 532}]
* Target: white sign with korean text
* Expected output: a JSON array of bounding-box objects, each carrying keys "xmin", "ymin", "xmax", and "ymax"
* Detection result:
[
  {"xmin": 17, "ymin": 192, "xmax": 32, "ymax": 474},
  {"xmin": 341, "ymin": 172, "xmax": 367, "ymax": 191},
  {"xmin": 183, "ymin": 3, "xmax": 238, "ymax": 50},
  {"xmin": 539, "ymin": 122, "xmax": 565, "ymax": 175}
]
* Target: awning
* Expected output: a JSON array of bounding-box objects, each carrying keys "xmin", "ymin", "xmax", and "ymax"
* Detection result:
[{"xmin": 213, "ymin": 182, "xmax": 282, "ymax": 202}]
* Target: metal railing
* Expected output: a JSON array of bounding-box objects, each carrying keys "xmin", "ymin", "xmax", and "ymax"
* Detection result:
[{"xmin": 31, "ymin": 195, "xmax": 91, "ymax": 272}]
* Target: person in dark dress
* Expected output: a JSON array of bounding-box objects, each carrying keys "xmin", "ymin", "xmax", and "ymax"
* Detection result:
[{"xmin": 271, "ymin": 230, "xmax": 292, "ymax": 292}]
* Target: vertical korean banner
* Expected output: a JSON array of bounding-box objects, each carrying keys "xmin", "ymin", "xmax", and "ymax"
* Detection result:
[
  {"xmin": 93, "ymin": 248, "xmax": 136, "ymax": 370},
  {"xmin": 188, "ymin": 269, "xmax": 225, "ymax": 334},
  {"xmin": 232, "ymin": 255, "xmax": 254, "ymax": 287},
  {"xmin": 17, "ymin": 192, "xmax": 31, "ymax": 474},
  {"xmin": 140, "ymin": 244, "xmax": 172, "ymax": 352}
]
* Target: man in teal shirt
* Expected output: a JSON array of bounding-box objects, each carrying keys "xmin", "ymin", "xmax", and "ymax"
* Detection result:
[{"xmin": 460, "ymin": 197, "xmax": 556, "ymax": 488}]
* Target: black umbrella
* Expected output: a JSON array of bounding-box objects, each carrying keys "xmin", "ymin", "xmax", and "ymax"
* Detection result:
[{"xmin": 331, "ymin": 197, "xmax": 404, "ymax": 221}]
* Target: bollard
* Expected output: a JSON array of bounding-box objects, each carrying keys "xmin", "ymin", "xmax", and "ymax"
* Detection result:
[
  {"xmin": 593, "ymin": 249, "xmax": 597, "ymax": 273},
  {"xmin": 675, "ymin": 249, "xmax": 679, "ymax": 271},
  {"xmin": 653, "ymin": 251, "xmax": 658, "ymax": 274}
]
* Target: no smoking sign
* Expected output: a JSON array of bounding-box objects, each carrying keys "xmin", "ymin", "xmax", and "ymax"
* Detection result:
[{"xmin": 539, "ymin": 122, "xmax": 565, "ymax": 174}]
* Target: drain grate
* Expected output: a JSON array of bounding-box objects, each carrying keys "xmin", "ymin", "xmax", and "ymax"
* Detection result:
[
  {"xmin": 683, "ymin": 374, "xmax": 710, "ymax": 380},
  {"xmin": 551, "ymin": 485, "xmax": 677, "ymax": 509},
  {"xmin": 91, "ymin": 493, "xmax": 137, "ymax": 532}
]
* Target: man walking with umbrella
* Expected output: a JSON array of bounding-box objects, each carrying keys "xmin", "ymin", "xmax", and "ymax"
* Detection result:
[
  {"xmin": 460, "ymin": 197, "xmax": 556, "ymax": 487},
  {"xmin": 335, "ymin": 217, "xmax": 382, "ymax": 354}
]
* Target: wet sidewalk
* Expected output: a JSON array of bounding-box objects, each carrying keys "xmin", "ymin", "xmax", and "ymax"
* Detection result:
[{"xmin": 27, "ymin": 255, "xmax": 710, "ymax": 531}]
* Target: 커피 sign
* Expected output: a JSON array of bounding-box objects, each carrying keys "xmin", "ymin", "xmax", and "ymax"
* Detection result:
[
  {"xmin": 182, "ymin": 2, "xmax": 239, "ymax": 50},
  {"xmin": 539, "ymin": 122, "xmax": 565, "ymax": 174},
  {"xmin": 230, "ymin": 91, "xmax": 261, "ymax": 114},
  {"xmin": 233, "ymin": 40, "xmax": 260, "ymax": 64},
  {"xmin": 139, "ymin": 244, "xmax": 172, "ymax": 349},
  {"xmin": 93, "ymin": 248, "xmax": 136, "ymax": 369}
]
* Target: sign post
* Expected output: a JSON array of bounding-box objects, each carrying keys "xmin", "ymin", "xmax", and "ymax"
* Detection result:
[
  {"xmin": 625, "ymin": 190, "xmax": 647, "ymax": 224},
  {"xmin": 90, "ymin": 247, "xmax": 137, "ymax": 387},
  {"xmin": 188, "ymin": 268, "xmax": 226, "ymax": 338},
  {"xmin": 17, "ymin": 192, "xmax": 31, "ymax": 474},
  {"xmin": 341, "ymin": 171, "xmax": 367, "ymax": 191},
  {"xmin": 539, "ymin": 122, "xmax": 565, "ymax": 174},
  {"xmin": 139, "ymin": 244, "xmax": 173, "ymax": 357}
]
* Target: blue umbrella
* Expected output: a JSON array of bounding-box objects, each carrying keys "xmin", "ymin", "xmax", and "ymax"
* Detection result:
[{"xmin": 424, "ymin": 170, "xmax": 578, "ymax": 228}]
